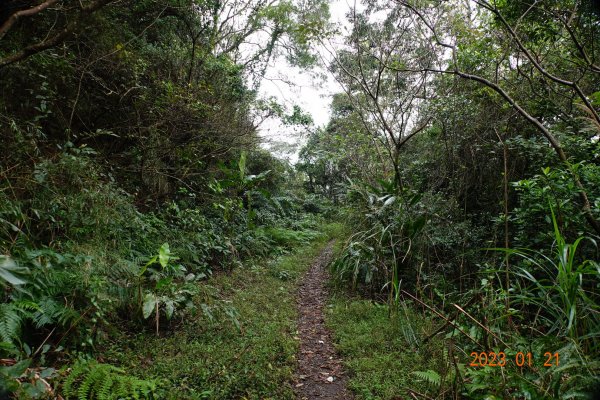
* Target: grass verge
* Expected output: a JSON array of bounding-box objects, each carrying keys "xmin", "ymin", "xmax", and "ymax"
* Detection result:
[
  {"xmin": 325, "ymin": 295, "xmax": 447, "ymax": 400},
  {"xmin": 101, "ymin": 223, "xmax": 344, "ymax": 399}
]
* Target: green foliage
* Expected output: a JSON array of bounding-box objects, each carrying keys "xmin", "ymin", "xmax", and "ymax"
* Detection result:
[
  {"xmin": 498, "ymin": 207, "xmax": 600, "ymax": 345},
  {"xmin": 0, "ymin": 256, "xmax": 28, "ymax": 287},
  {"xmin": 62, "ymin": 360, "xmax": 158, "ymax": 400},
  {"xmin": 261, "ymin": 227, "xmax": 321, "ymax": 247},
  {"xmin": 103, "ymin": 235, "xmax": 334, "ymax": 399},
  {"xmin": 0, "ymin": 359, "xmax": 31, "ymax": 396},
  {"xmin": 411, "ymin": 370, "xmax": 441, "ymax": 389},
  {"xmin": 0, "ymin": 0, "xmax": 598, "ymax": 398},
  {"xmin": 302, "ymin": 2, "xmax": 600, "ymax": 397},
  {"xmin": 0, "ymin": 246, "xmax": 91, "ymax": 357},
  {"xmin": 0, "ymin": 358, "xmax": 58, "ymax": 399},
  {"xmin": 330, "ymin": 179, "xmax": 481, "ymax": 303},
  {"xmin": 325, "ymin": 297, "xmax": 444, "ymax": 399},
  {"xmin": 0, "ymin": 303, "xmax": 24, "ymax": 345},
  {"xmin": 511, "ymin": 163, "xmax": 600, "ymax": 250},
  {"xmin": 297, "ymin": 98, "xmax": 381, "ymax": 200},
  {"xmin": 462, "ymin": 339, "xmax": 600, "ymax": 399},
  {"xmin": 0, "ymin": 147, "xmax": 322, "ymax": 398}
]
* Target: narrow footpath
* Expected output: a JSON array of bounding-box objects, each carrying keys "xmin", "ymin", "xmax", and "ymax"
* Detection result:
[{"xmin": 294, "ymin": 242, "xmax": 353, "ymax": 400}]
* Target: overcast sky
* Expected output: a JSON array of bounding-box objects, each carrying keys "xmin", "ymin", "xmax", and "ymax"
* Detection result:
[{"xmin": 257, "ymin": 0, "xmax": 351, "ymax": 162}]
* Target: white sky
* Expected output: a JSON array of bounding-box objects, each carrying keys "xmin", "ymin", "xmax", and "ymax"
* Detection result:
[{"xmin": 257, "ymin": 0, "xmax": 351, "ymax": 162}]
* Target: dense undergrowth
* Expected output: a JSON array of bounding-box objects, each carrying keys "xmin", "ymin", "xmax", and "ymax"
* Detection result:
[
  {"xmin": 0, "ymin": 144, "xmax": 335, "ymax": 398},
  {"xmin": 298, "ymin": 1, "xmax": 600, "ymax": 398},
  {"xmin": 321, "ymin": 142, "xmax": 600, "ymax": 399},
  {"xmin": 2, "ymin": 0, "xmax": 600, "ymax": 399},
  {"xmin": 326, "ymin": 212, "xmax": 600, "ymax": 399},
  {"xmin": 0, "ymin": 0, "xmax": 334, "ymax": 395},
  {"xmin": 102, "ymin": 225, "xmax": 341, "ymax": 399},
  {"xmin": 320, "ymin": 164, "xmax": 599, "ymax": 399}
]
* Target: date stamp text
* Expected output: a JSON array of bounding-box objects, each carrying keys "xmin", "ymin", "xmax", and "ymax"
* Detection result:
[{"xmin": 468, "ymin": 351, "xmax": 559, "ymax": 368}]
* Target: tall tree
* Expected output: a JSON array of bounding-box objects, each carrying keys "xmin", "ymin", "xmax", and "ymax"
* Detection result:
[
  {"xmin": 392, "ymin": 0, "xmax": 600, "ymax": 233},
  {"xmin": 323, "ymin": 1, "xmax": 432, "ymax": 187}
]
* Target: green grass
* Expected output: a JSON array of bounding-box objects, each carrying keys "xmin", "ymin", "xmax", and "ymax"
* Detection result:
[
  {"xmin": 325, "ymin": 296, "xmax": 446, "ymax": 400},
  {"xmin": 100, "ymin": 227, "xmax": 338, "ymax": 400}
]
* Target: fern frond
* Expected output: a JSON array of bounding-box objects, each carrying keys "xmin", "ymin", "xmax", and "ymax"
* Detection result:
[
  {"xmin": 0, "ymin": 303, "xmax": 23, "ymax": 344},
  {"xmin": 63, "ymin": 361, "xmax": 89, "ymax": 397},
  {"xmin": 61, "ymin": 360, "xmax": 157, "ymax": 400},
  {"xmin": 77, "ymin": 363, "xmax": 100, "ymax": 400},
  {"xmin": 97, "ymin": 374, "xmax": 113, "ymax": 400},
  {"xmin": 412, "ymin": 369, "xmax": 442, "ymax": 388},
  {"xmin": 34, "ymin": 297, "xmax": 79, "ymax": 328}
]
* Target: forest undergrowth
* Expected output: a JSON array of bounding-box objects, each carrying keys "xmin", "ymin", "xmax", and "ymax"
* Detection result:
[
  {"xmin": 2, "ymin": 0, "xmax": 600, "ymax": 399},
  {"xmin": 101, "ymin": 224, "xmax": 342, "ymax": 399}
]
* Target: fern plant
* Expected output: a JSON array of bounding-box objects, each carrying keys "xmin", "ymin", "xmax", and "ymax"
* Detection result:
[
  {"xmin": 0, "ymin": 303, "xmax": 23, "ymax": 345},
  {"xmin": 61, "ymin": 360, "xmax": 158, "ymax": 400},
  {"xmin": 410, "ymin": 342, "xmax": 462, "ymax": 398},
  {"xmin": 412, "ymin": 369, "xmax": 442, "ymax": 389}
]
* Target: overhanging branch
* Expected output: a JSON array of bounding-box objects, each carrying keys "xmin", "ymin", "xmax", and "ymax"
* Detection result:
[{"xmin": 0, "ymin": 0, "xmax": 115, "ymax": 69}]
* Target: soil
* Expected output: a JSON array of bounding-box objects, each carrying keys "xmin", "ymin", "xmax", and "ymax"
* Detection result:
[{"xmin": 294, "ymin": 242, "xmax": 353, "ymax": 400}]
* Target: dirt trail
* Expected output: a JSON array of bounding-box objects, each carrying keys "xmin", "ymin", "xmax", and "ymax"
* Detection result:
[{"xmin": 294, "ymin": 242, "xmax": 353, "ymax": 400}]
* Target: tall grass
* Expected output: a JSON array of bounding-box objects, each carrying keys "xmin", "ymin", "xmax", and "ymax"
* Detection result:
[{"xmin": 498, "ymin": 207, "xmax": 600, "ymax": 346}]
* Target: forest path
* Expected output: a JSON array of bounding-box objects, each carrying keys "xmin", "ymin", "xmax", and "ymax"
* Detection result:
[{"xmin": 294, "ymin": 242, "xmax": 353, "ymax": 400}]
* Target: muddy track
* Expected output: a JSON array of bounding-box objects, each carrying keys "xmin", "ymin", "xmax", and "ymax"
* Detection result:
[{"xmin": 294, "ymin": 242, "xmax": 353, "ymax": 400}]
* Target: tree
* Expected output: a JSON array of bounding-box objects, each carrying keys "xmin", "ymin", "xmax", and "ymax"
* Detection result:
[
  {"xmin": 0, "ymin": 0, "xmax": 332, "ymax": 202},
  {"xmin": 297, "ymin": 94, "xmax": 382, "ymax": 198},
  {"xmin": 322, "ymin": 1, "xmax": 433, "ymax": 187},
  {"xmin": 391, "ymin": 0, "xmax": 600, "ymax": 234}
]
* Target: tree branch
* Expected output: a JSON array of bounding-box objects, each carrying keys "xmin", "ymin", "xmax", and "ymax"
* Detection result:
[
  {"xmin": 475, "ymin": 0, "xmax": 600, "ymax": 125},
  {"xmin": 392, "ymin": 1, "xmax": 600, "ymax": 235},
  {"xmin": 0, "ymin": 0, "xmax": 115, "ymax": 69},
  {"xmin": 0, "ymin": 0, "xmax": 61, "ymax": 41}
]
